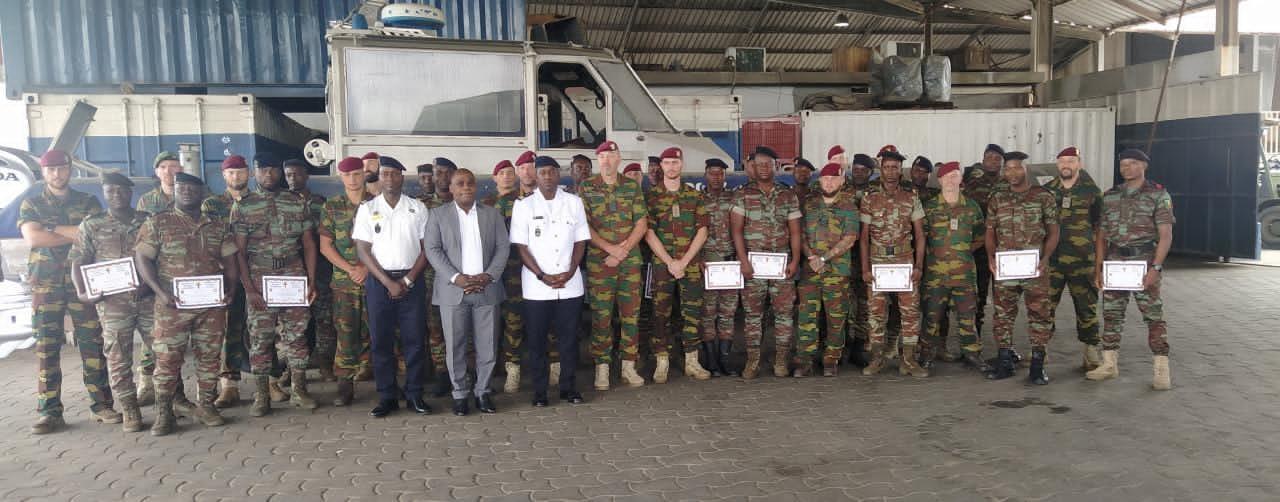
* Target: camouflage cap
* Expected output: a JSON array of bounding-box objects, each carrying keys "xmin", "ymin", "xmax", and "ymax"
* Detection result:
[{"xmin": 153, "ymin": 151, "xmax": 180, "ymax": 168}]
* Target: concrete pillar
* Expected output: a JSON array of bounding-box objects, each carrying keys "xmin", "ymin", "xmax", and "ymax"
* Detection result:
[
  {"xmin": 1031, "ymin": 0, "xmax": 1054, "ymax": 77},
  {"xmin": 1215, "ymin": 0, "xmax": 1239, "ymax": 76}
]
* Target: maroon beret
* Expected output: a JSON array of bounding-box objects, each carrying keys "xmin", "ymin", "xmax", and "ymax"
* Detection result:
[
  {"xmin": 1057, "ymin": 146, "xmax": 1080, "ymax": 158},
  {"xmin": 623, "ymin": 163, "xmax": 643, "ymax": 174},
  {"xmin": 660, "ymin": 147, "xmax": 682, "ymax": 160},
  {"xmin": 595, "ymin": 141, "xmax": 619, "ymax": 154},
  {"xmin": 515, "ymin": 150, "xmax": 536, "ymax": 166},
  {"xmin": 337, "ymin": 157, "xmax": 363, "ymax": 173},
  {"xmin": 936, "ymin": 161, "xmax": 961, "ymax": 178},
  {"xmin": 493, "ymin": 159, "xmax": 514, "ymax": 176},
  {"xmin": 361, "ymin": 152, "xmax": 379, "ymax": 161},
  {"xmin": 819, "ymin": 163, "xmax": 842, "ymax": 177},
  {"xmin": 221, "ymin": 155, "xmax": 248, "ymax": 170},
  {"xmin": 39, "ymin": 149, "xmax": 71, "ymax": 167},
  {"xmin": 827, "ymin": 145, "xmax": 845, "ymax": 160}
]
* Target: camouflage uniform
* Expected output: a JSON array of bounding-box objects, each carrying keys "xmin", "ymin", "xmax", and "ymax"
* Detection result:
[
  {"xmin": 301, "ymin": 191, "xmax": 337, "ymax": 372},
  {"xmin": 922, "ymin": 195, "xmax": 985, "ymax": 354},
  {"xmin": 136, "ymin": 209, "xmax": 237, "ymax": 404},
  {"xmin": 1100, "ymin": 181, "xmax": 1174, "ymax": 355},
  {"xmin": 796, "ymin": 191, "xmax": 858, "ymax": 363},
  {"xmin": 860, "ymin": 188, "xmax": 924, "ymax": 348},
  {"xmin": 416, "ymin": 192, "xmax": 449, "ymax": 372},
  {"xmin": 1043, "ymin": 175, "xmax": 1102, "ymax": 345},
  {"xmin": 841, "ymin": 180, "xmax": 873, "ymax": 347},
  {"xmin": 646, "ymin": 182, "xmax": 708, "ymax": 355},
  {"xmin": 201, "ymin": 192, "xmax": 250, "ymax": 380},
  {"xmin": 69, "ymin": 210, "xmax": 154, "ymax": 401},
  {"xmin": 579, "ymin": 175, "xmax": 646, "ymax": 364},
  {"xmin": 915, "ymin": 186, "xmax": 941, "ymax": 204},
  {"xmin": 137, "ymin": 188, "xmax": 174, "ymax": 216},
  {"xmin": 320, "ymin": 192, "xmax": 373, "ymax": 377},
  {"xmin": 484, "ymin": 190, "xmax": 559, "ymax": 366},
  {"xmin": 19, "ymin": 188, "xmax": 111, "ymax": 417},
  {"xmin": 733, "ymin": 181, "xmax": 801, "ymax": 352},
  {"xmin": 962, "ymin": 167, "xmax": 1008, "ymax": 336},
  {"xmin": 229, "ymin": 191, "xmax": 313, "ymax": 375},
  {"xmin": 988, "ymin": 187, "xmax": 1059, "ymax": 350},
  {"xmin": 700, "ymin": 188, "xmax": 738, "ymax": 342}
]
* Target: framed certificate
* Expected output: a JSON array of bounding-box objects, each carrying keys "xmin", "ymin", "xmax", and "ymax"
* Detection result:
[
  {"xmin": 747, "ymin": 252, "xmax": 788, "ymax": 280},
  {"xmin": 1102, "ymin": 261, "xmax": 1147, "ymax": 291},
  {"xmin": 173, "ymin": 275, "xmax": 225, "ymax": 310},
  {"xmin": 995, "ymin": 249, "xmax": 1041, "ymax": 281},
  {"xmin": 262, "ymin": 275, "xmax": 310, "ymax": 307},
  {"xmin": 704, "ymin": 261, "xmax": 744, "ymax": 290},
  {"xmin": 871, "ymin": 264, "xmax": 913, "ymax": 292},
  {"xmin": 80, "ymin": 257, "xmax": 139, "ymax": 297}
]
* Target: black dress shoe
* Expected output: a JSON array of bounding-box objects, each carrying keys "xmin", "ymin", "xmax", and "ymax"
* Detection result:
[
  {"xmin": 559, "ymin": 390, "xmax": 585, "ymax": 404},
  {"xmin": 452, "ymin": 398, "xmax": 470, "ymax": 416},
  {"xmin": 430, "ymin": 373, "xmax": 451, "ymax": 398},
  {"xmin": 532, "ymin": 392, "xmax": 549, "ymax": 407},
  {"xmin": 476, "ymin": 395, "xmax": 497, "ymax": 414},
  {"xmin": 370, "ymin": 399, "xmax": 399, "ymax": 417},
  {"xmin": 405, "ymin": 395, "xmax": 433, "ymax": 415}
]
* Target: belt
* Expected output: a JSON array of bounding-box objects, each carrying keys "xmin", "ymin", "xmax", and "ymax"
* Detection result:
[
  {"xmin": 254, "ymin": 255, "xmax": 301, "ymax": 269},
  {"xmin": 871, "ymin": 244, "xmax": 906, "ymax": 256},
  {"xmin": 1110, "ymin": 242, "xmax": 1155, "ymax": 258},
  {"xmin": 385, "ymin": 269, "xmax": 413, "ymax": 279}
]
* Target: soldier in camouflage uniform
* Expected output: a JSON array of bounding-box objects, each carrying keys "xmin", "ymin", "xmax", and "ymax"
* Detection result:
[
  {"xmin": 135, "ymin": 172, "xmax": 239, "ymax": 435},
  {"xmin": 859, "ymin": 146, "xmax": 928, "ymax": 378},
  {"xmin": 699, "ymin": 159, "xmax": 737, "ymax": 377},
  {"xmin": 20, "ymin": 150, "xmax": 118, "ymax": 434},
  {"xmin": 910, "ymin": 156, "xmax": 941, "ymax": 204},
  {"xmin": 731, "ymin": 146, "xmax": 802, "ymax": 379},
  {"xmin": 644, "ymin": 147, "xmax": 713, "ymax": 384},
  {"xmin": 69, "ymin": 173, "xmax": 153, "ymax": 432},
  {"xmin": 963, "ymin": 144, "xmax": 1009, "ymax": 344},
  {"xmin": 417, "ymin": 157, "xmax": 455, "ymax": 397},
  {"xmin": 921, "ymin": 162, "xmax": 990, "ymax": 373},
  {"xmin": 321, "ymin": 157, "xmax": 375, "ymax": 406},
  {"xmin": 580, "ymin": 141, "xmax": 649, "ymax": 390},
  {"xmin": 791, "ymin": 158, "xmax": 815, "ymax": 207},
  {"xmin": 1087, "ymin": 148, "xmax": 1175, "ymax": 390},
  {"xmin": 567, "ymin": 154, "xmax": 592, "ymax": 194},
  {"xmin": 984, "ymin": 151, "xmax": 1060, "ymax": 384},
  {"xmin": 202, "ymin": 156, "xmax": 253, "ymax": 407},
  {"xmin": 1043, "ymin": 147, "xmax": 1104, "ymax": 371},
  {"xmin": 795, "ymin": 163, "xmax": 859, "ymax": 377},
  {"xmin": 285, "ymin": 159, "xmax": 338, "ymax": 383},
  {"xmin": 840, "ymin": 151, "xmax": 876, "ymax": 366},
  {"xmin": 908, "ymin": 155, "xmax": 948, "ymax": 362},
  {"xmin": 231, "ymin": 156, "xmax": 320, "ymax": 415}
]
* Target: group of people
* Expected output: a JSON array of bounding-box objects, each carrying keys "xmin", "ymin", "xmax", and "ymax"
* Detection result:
[{"xmin": 19, "ymin": 138, "xmax": 1174, "ymax": 438}]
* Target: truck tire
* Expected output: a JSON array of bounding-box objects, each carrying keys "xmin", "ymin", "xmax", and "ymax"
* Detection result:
[{"xmin": 1261, "ymin": 205, "xmax": 1280, "ymax": 249}]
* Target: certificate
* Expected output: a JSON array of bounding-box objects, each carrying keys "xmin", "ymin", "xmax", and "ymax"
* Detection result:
[
  {"xmin": 748, "ymin": 252, "xmax": 788, "ymax": 280},
  {"xmin": 1103, "ymin": 261, "xmax": 1147, "ymax": 291},
  {"xmin": 262, "ymin": 275, "xmax": 310, "ymax": 307},
  {"xmin": 995, "ymin": 249, "xmax": 1040, "ymax": 281},
  {"xmin": 173, "ymin": 275, "xmax": 225, "ymax": 310},
  {"xmin": 703, "ymin": 261, "xmax": 744, "ymax": 290},
  {"xmin": 871, "ymin": 264, "xmax": 913, "ymax": 292},
  {"xmin": 80, "ymin": 257, "xmax": 139, "ymax": 297}
]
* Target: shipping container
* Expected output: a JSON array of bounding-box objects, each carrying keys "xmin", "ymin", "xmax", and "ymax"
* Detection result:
[
  {"xmin": 743, "ymin": 117, "xmax": 802, "ymax": 166},
  {"xmin": 655, "ymin": 95, "xmax": 742, "ymax": 165}
]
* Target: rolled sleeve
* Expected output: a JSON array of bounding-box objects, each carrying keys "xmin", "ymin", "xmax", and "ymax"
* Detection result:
[
  {"xmin": 351, "ymin": 205, "xmax": 372, "ymax": 243},
  {"xmin": 135, "ymin": 219, "xmax": 159, "ymax": 260}
]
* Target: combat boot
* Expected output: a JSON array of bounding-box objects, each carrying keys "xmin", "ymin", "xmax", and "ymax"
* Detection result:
[
  {"xmin": 1028, "ymin": 348, "xmax": 1050, "ymax": 385},
  {"xmin": 1152, "ymin": 355, "xmax": 1171, "ymax": 390},
  {"xmin": 594, "ymin": 363, "xmax": 610, "ymax": 391},
  {"xmin": 318, "ymin": 365, "xmax": 337, "ymax": 383},
  {"xmin": 120, "ymin": 395, "xmax": 144, "ymax": 433},
  {"xmin": 504, "ymin": 362, "xmax": 521, "ymax": 393},
  {"xmin": 773, "ymin": 348, "xmax": 790, "ymax": 378},
  {"xmin": 620, "ymin": 360, "xmax": 645, "ymax": 387},
  {"xmin": 90, "ymin": 406, "xmax": 124, "ymax": 424},
  {"xmin": 1082, "ymin": 344, "xmax": 1103, "ymax": 372},
  {"xmin": 1086, "ymin": 350, "xmax": 1119, "ymax": 381},
  {"xmin": 250, "ymin": 376, "xmax": 272, "ymax": 417},
  {"xmin": 862, "ymin": 344, "xmax": 888, "ymax": 376},
  {"xmin": 822, "ymin": 354, "xmax": 840, "ymax": 377},
  {"xmin": 792, "ymin": 361, "xmax": 813, "ymax": 378},
  {"xmin": 716, "ymin": 340, "xmax": 733, "ymax": 376},
  {"xmin": 30, "ymin": 415, "xmax": 66, "ymax": 435},
  {"xmin": 684, "ymin": 350, "xmax": 711, "ymax": 380},
  {"xmin": 268, "ymin": 376, "xmax": 289, "ymax": 402},
  {"xmin": 355, "ymin": 365, "xmax": 373, "ymax": 381},
  {"xmin": 194, "ymin": 404, "xmax": 226, "ymax": 427},
  {"xmin": 899, "ymin": 345, "xmax": 930, "ymax": 378},
  {"xmin": 698, "ymin": 342, "xmax": 715, "ymax": 376},
  {"xmin": 173, "ymin": 380, "xmax": 196, "ymax": 417},
  {"xmin": 151, "ymin": 394, "xmax": 176, "ymax": 437},
  {"xmin": 653, "ymin": 353, "xmax": 670, "ymax": 384},
  {"xmin": 136, "ymin": 372, "xmax": 155, "ymax": 406},
  {"xmin": 333, "ymin": 377, "xmax": 354, "ymax": 407},
  {"xmin": 742, "ymin": 349, "xmax": 761, "ymax": 380},
  {"xmin": 290, "ymin": 369, "xmax": 319, "ymax": 409},
  {"xmin": 984, "ymin": 348, "xmax": 1016, "ymax": 380},
  {"xmin": 962, "ymin": 351, "xmax": 992, "ymax": 373},
  {"xmin": 849, "ymin": 339, "xmax": 870, "ymax": 368},
  {"xmin": 214, "ymin": 377, "xmax": 239, "ymax": 408},
  {"xmin": 549, "ymin": 362, "xmax": 561, "ymax": 387}
]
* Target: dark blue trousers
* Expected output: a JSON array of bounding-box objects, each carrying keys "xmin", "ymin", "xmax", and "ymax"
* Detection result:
[
  {"xmin": 525, "ymin": 296, "xmax": 583, "ymax": 395},
  {"xmin": 366, "ymin": 273, "xmax": 427, "ymax": 400}
]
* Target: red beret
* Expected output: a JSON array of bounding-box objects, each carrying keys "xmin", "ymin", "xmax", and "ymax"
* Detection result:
[
  {"xmin": 595, "ymin": 141, "xmax": 619, "ymax": 154},
  {"xmin": 337, "ymin": 157, "xmax": 363, "ymax": 173},
  {"xmin": 361, "ymin": 151, "xmax": 379, "ymax": 161},
  {"xmin": 221, "ymin": 155, "xmax": 248, "ymax": 170},
  {"xmin": 1057, "ymin": 146, "xmax": 1080, "ymax": 158},
  {"xmin": 623, "ymin": 162, "xmax": 642, "ymax": 174},
  {"xmin": 827, "ymin": 145, "xmax": 844, "ymax": 160},
  {"xmin": 660, "ymin": 147, "xmax": 682, "ymax": 160},
  {"xmin": 39, "ymin": 149, "xmax": 71, "ymax": 167},
  {"xmin": 936, "ymin": 161, "xmax": 961, "ymax": 178},
  {"xmin": 819, "ymin": 162, "xmax": 842, "ymax": 177},
  {"xmin": 493, "ymin": 159, "xmax": 514, "ymax": 176},
  {"xmin": 877, "ymin": 144, "xmax": 905, "ymax": 161},
  {"xmin": 515, "ymin": 150, "xmax": 536, "ymax": 166}
]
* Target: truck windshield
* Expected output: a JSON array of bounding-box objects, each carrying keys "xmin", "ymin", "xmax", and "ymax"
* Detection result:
[{"xmin": 591, "ymin": 60, "xmax": 673, "ymax": 133}]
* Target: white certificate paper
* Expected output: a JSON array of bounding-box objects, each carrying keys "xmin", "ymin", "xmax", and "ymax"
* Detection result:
[
  {"xmin": 263, "ymin": 275, "xmax": 310, "ymax": 307},
  {"xmin": 173, "ymin": 275, "xmax": 225, "ymax": 310},
  {"xmin": 1103, "ymin": 261, "xmax": 1148, "ymax": 291},
  {"xmin": 704, "ymin": 261, "xmax": 744, "ymax": 290},
  {"xmin": 871, "ymin": 264, "xmax": 914, "ymax": 292},
  {"xmin": 81, "ymin": 257, "xmax": 139, "ymax": 297},
  {"xmin": 748, "ymin": 252, "xmax": 788, "ymax": 280},
  {"xmin": 995, "ymin": 249, "xmax": 1041, "ymax": 281}
]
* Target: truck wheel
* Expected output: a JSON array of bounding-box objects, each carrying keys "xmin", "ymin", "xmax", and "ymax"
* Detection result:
[{"xmin": 1261, "ymin": 205, "xmax": 1280, "ymax": 249}]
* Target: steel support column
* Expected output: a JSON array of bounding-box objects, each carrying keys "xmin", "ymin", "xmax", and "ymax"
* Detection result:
[
  {"xmin": 1031, "ymin": 0, "xmax": 1054, "ymax": 77},
  {"xmin": 1215, "ymin": 0, "xmax": 1239, "ymax": 76}
]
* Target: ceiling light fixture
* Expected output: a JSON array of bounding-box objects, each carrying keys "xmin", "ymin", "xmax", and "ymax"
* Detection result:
[{"xmin": 834, "ymin": 13, "xmax": 850, "ymax": 27}]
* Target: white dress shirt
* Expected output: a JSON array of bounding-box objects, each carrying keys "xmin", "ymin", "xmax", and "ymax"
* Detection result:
[
  {"xmin": 509, "ymin": 187, "xmax": 591, "ymax": 300},
  {"xmin": 451, "ymin": 202, "xmax": 484, "ymax": 282},
  {"xmin": 351, "ymin": 192, "xmax": 428, "ymax": 271}
]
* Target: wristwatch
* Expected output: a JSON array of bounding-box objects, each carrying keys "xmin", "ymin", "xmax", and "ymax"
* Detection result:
[
  {"xmin": 536, "ymin": 272, "xmax": 546, "ymax": 281},
  {"xmin": 43, "ymin": 223, "xmax": 56, "ymax": 232},
  {"xmin": 1152, "ymin": 264, "xmax": 1164, "ymax": 272},
  {"xmin": 401, "ymin": 276, "xmax": 413, "ymax": 287},
  {"xmin": 819, "ymin": 255, "xmax": 827, "ymax": 263}
]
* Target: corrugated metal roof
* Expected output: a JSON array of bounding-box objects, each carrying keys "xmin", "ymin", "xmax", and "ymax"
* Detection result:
[{"xmin": 946, "ymin": 0, "xmax": 1216, "ymax": 30}]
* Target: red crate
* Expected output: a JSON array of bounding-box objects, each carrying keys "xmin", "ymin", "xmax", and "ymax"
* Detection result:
[{"xmin": 741, "ymin": 116, "xmax": 802, "ymax": 163}]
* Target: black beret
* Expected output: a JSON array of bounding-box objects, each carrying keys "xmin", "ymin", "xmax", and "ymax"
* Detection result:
[
  {"xmin": 283, "ymin": 158, "xmax": 308, "ymax": 170},
  {"xmin": 174, "ymin": 172, "xmax": 204, "ymax": 186},
  {"xmin": 851, "ymin": 154, "xmax": 876, "ymax": 170},
  {"xmin": 794, "ymin": 158, "xmax": 815, "ymax": 171},
  {"xmin": 378, "ymin": 156, "xmax": 406, "ymax": 171},
  {"xmin": 433, "ymin": 157, "xmax": 457, "ymax": 170},
  {"xmin": 705, "ymin": 158, "xmax": 729, "ymax": 170},
  {"xmin": 648, "ymin": 156, "xmax": 661, "ymax": 165},
  {"xmin": 534, "ymin": 156, "xmax": 560, "ymax": 169},
  {"xmin": 253, "ymin": 152, "xmax": 280, "ymax": 168},
  {"xmin": 571, "ymin": 154, "xmax": 591, "ymax": 162},
  {"xmin": 985, "ymin": 144, "xmax": 1005, "ymax": 156},
  {"xmin": 1003, "ymin": 151, "xmax": 1030, "ymax": 162},
  {"xmin": 912, "ymin": 155, "xmax": 933, "ymax": 172},
  {"xmin": 101, "ymin": 172, "xmax": 133, "ymax": 187},
  {"xmin": 416, "ymin": 163, "xmax": 433, "ymax": 173},
  {"xmin": 753, "ymin": 146, "xmax": 779, "ymax": 159},
  {"xmin": 1118, "ymin": 148, "xmax": 1150, "ymax": 163}
]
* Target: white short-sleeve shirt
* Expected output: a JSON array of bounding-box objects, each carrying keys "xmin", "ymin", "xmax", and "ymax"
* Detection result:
[
  {"xmin": 352, "ymin": 193, "xmax": 428, "ymax": 271},
  {"xmin": 509, "ymin": 188, "xmax": 591, "ymax": 300}
]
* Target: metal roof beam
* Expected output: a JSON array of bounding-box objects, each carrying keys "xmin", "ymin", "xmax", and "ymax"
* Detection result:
[
  {"xmin": 626, "ymin": 47, "xmax": 1028, "ymax": 55},
  {"xmin": 931, "ymin": 7, "xmax": 1103, "ymax": 41},
  {"xmin": 1107, "ymin": 0, "xmax": 1216, "ymax": 31},
  {"xmin": 1111, "ymin": 0, "xmax": 1167, "ymax": 23},
  {"xmin": 585, "ymin": 23, "xmax": 1027, "ymax": 36}
]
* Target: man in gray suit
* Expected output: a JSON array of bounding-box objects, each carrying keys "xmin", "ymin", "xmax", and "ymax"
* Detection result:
[{"xmin": 424, "ymin": 169, "xmax": 510, "ymax": 416}]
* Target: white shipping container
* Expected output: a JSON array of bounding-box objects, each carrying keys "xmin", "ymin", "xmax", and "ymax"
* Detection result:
[
  {"xmin": 655, "ymin": 95, "xmax": 741, "ymax": 133},
  {"xmin": 800, "ymin": 108, "xmax": 1117, "ymax": 189}
]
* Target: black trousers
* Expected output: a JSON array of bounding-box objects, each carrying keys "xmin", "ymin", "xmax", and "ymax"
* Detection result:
[
  {"xmin": 974, "ymin": 250, "xmax": 992, "ymax": 335},
  {"xmin": 367, "ymin": 273, "xmax": 427, "ymax": 400},
  {"xmin": 525, "ymin": 296, "xmax": 583, "ymax": 395}
]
